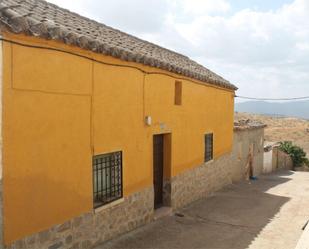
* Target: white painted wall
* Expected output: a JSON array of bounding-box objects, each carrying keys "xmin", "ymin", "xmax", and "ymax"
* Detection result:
[{"xmin": 263, "ymin": 150, "xmax": 273, "ymax": 174}]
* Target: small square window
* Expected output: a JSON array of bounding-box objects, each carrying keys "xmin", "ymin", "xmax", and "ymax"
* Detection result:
[
  {"xmin": 204, "ymin": 133, "xmax": 213, "ymax": 162},
  {"xmin": 174, "ymin": 81, "xmax": 182, "ymax": 105},
  {"xmin": 93, "ymin": 151, "xmax": 123, "ymax": 208}
]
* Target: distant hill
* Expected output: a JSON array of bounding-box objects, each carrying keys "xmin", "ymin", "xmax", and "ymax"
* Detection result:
[{"xmin": 235, "ymin": 100, "xmax": 309, "ymax": 120}]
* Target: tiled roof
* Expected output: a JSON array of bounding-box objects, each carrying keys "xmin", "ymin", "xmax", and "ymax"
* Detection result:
[{"xmin": 0, "ymin": 0, "xmax": 237, "ymax": 90}]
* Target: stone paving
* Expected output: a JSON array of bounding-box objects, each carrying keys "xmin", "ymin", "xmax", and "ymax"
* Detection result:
[{"xmin": 96, "ymin": 170, "xmax": 309, "ymax": 249}]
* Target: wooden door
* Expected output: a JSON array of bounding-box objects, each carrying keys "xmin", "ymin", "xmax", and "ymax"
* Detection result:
[{"xmin": 153, "ymin": 135, "xmax": 164, "ymax": 209}]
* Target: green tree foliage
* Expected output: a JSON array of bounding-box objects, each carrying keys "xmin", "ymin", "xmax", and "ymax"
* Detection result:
[{"xmin": 279, "ymin": 141, "xmax": 309, "ymax": 167}]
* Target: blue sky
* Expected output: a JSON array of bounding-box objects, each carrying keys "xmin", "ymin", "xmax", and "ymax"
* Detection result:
[
  {"xmin": 230, "ymin": 0, "xmax": 293, "ymax": 12},
  {"xmin": 48, "ymin": 0, "xmax": 309, "ymax": 101}
]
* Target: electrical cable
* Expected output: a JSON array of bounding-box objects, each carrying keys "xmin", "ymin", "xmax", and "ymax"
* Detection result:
[
  {"xmin": 0, "ymin": 37, "xmax": 234, "ymax": 92},
  {"xmin": 3, "ymin": 37, "xmax": 306, "ymax": 101},
  {"xmin": 235, "ymin": 95, "xmax": 309, "ymax": 101}
]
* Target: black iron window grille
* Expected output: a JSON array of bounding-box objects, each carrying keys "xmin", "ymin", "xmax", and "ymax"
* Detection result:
[
  {"xmin": 204, "ymin": 133, "xmax": 213, "ymax": 162},
  {"xmin": 93, "ymin": 151, "xmax": 123, "ymax": 209}
]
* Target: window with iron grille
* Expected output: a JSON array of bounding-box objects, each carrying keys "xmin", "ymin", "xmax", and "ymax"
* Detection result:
[
  {"xmin": 93, "ymin": 151, "xmax": 123, "ymax": 208},
  {"xmin": 204, "ymin": 133, "xmax": 213, "ymax": 162}
]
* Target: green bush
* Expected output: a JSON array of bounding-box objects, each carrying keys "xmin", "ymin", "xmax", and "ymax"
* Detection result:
[{"xmin": 279, "ymin": 141, "xmax": 309, "ymax": 167}]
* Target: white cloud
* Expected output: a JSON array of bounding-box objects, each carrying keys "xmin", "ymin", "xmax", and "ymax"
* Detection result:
[
  {"xmin": 179, "ymin": 0, "xmax": 230, "ymax": 15},
  {"xmin": 296, "ymin": 43, "xmax": 309, "ymax": 51},
  {"xmin": 169, "ymin": 0, "xmax": 309, "ymax": 99},
  {"xmin": 48, "ymin": 0, "xmax": 170, "ymax": 34}
]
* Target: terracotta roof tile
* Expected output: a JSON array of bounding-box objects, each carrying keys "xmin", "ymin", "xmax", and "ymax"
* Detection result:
[{"xmin": 0, "ymin": 0, "xmax": 237, "ymax": 90}]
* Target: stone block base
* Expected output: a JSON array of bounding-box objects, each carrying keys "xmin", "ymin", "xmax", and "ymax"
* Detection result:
[
  {"xmin": 6, "ymin": 187, "xmax": 154, "ymax": 249},
  {"xmin": 170, "ymin": 154, "xmax": 232, "ymax": 210}
]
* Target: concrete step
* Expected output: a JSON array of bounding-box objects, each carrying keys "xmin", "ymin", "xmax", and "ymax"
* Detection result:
[{"xmin": 153, "ymin": 207, "xmax": 173, "ymax": 220}]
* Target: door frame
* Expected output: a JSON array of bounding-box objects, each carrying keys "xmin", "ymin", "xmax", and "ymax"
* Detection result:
[{"xmin": 152, "ymin": 133, "xmax": 172, "ymax": 209}]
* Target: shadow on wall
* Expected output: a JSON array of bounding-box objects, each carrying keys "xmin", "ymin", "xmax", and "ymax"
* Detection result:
[{"xmin": 98, "ymin": 171, "xmax": 292, "ymax": 249}]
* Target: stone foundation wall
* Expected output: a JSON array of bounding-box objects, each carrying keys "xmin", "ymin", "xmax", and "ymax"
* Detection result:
[
  {"xmin": 169, "ymin": 154, "xmax": 232, "ymax": 210},
  {"xmin": 6, "ymin": 187, "xmax": 154, "ymax": 249},
  {"xmin": 169, "ymin": 127, "xmax": 265, "ymax": 210}
]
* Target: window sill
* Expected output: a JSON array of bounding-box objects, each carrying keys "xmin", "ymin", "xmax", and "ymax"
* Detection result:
[{"xmin": 94, "ymin": 198, "xmax": 125, "ymax": 214}]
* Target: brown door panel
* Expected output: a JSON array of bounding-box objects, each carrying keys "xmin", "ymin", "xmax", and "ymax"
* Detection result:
[{"xmin": 153, "ymin": 135, "xmax": 164, "ymax": 209}]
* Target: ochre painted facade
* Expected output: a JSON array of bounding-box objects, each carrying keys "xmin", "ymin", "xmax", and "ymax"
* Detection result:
[{"xmin": 1, "ymin": 32, "xmax": 235, "ymax": 244}]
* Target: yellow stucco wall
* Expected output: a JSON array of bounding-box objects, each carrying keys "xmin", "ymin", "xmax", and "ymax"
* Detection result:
[{"xmin": 1, "ymin": 32, "xmax": 235, "ymax": 244}]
